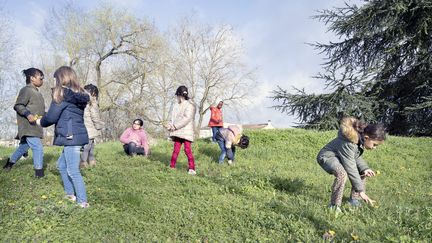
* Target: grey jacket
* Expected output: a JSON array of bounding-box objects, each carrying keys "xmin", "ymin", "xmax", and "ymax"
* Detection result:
[
  {"xmin": 14, "ymin": 84, "xmax": 45, "ymax": 139},
  {"xmin": 170, "ymin": 99, "xmax": 196, "ymax": 142},
  {"xmin": 83, "ymin": 96, "xmax": 104, "ymax": 139},
  {"xmin": 317, "ymin": 117, "xmax": 369, "ymax": 192}
]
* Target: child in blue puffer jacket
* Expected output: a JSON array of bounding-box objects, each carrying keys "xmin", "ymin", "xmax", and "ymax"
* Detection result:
[{"xmin": 37, "ymin": 66, "xmax": 90, "ymax": 208}]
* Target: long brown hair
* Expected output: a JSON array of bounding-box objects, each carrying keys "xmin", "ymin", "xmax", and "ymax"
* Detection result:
[
  {"xmin": 352, "ymin": 118, "xmax": 386, "ymax": 141},
  {"xmin": 52, "ymin": 66, "xmax": 82, "ymax": 103}
]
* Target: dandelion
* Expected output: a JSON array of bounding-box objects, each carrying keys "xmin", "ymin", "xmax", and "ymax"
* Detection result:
[
  {"xmin": 376, "ymin": 170, "xmax": 381, "ymax": 175},
  {"xmin": 41, "ymin": 195, "xmax": 48, "ymax": 199},
  {"xmin": 351, "ymin": 233, "xmax": 360, "ymax": 241},
  {"xmin": 323, "ymin": 230, "xmax": 336, "ymax": 241}
]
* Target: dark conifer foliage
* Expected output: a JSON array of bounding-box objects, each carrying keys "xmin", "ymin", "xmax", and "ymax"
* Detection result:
[{"xmin": 272, "ymin": 0, "xmax": 432, "ymax": 136}]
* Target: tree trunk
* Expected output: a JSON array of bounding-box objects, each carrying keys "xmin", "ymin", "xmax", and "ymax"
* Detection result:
[{"xmin": 96, "ymin": 59, "xmax": 102, "ymax": 92}]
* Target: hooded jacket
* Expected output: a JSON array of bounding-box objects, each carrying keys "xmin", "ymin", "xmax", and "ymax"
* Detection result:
[
  {"xmin": 317, "ymin": 117, "xmax": 369, "ymax": 192},
  {"xmin": 83, "ymin": 96, "xmax": 104, "ymax": 139},
  {"xmin": 219, "ymin": 125, "xmax": 243, "ymax": 149},
  {"xmin": 169, "ymin": 99, "xmax": 196, "ymax": 142},
  {"xmin": 14, "ymin": 84, "xmax": 45, "ymax": 139},
  {"xmin": 40, "ymin": 88, "xmax": 90, "ymax": 146}
]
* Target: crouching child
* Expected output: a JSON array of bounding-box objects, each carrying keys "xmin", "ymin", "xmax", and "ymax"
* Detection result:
[{"xmin": 215, "ymin": 124, "xmax": 249, "ymax": 165}]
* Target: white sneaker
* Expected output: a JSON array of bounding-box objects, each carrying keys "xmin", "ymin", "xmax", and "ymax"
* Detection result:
[
  {"xmin": 79, "ymin": 202, "xmax": 90, "ymax": 208},
  {"xmin": 227, "ymin": 160, "xmax": 233, "ymax": 165},
  {"xmin": 188, "ymin": 169, "xmax": 196, "ymax": 175},
  {"xmin": 64, "ymin": 194, "xmax": 76, "ymax": 202}
]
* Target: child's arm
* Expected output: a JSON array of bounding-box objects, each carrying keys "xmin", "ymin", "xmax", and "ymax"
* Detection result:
[
  {"xmin": 172, "ymin": 103, "xmax": 196, "ymax": 130},
  {"xmin": 356, "ymin": 157, "xmax": 375, "ymax": 177},
  {"xmin": 13, "ymin": 88, "xmax": 33, "ymax": 121},
  {"xmin": 140, "ymin": 130, "xmax": 150, "ymax": 156},
  {"xmin": 337, "ymin": 143, "xmax": 365, "ymax": 192},
  {"xmin": 119, "ymin": 128, "xmax": 131, "ymax": 144},
  {"xmin": 89, "ymin": 104, "xmax": 105, "ymax": 130},
  {"xmin": 40, "ymin": 102, "xmax": 65, "ymax": 127}
]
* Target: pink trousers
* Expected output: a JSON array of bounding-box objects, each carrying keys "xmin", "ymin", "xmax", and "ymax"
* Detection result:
[{"xmin": 170, "ymin": 137, "xmax": 195, "ymax": 170}]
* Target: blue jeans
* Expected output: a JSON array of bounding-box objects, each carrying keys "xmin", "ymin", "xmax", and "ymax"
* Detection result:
[
  {"xmin": 123, "ymin": 142, "xmax": 146, "ymax": 156},
  {"xmin": 57, "ymin": 146, "xmax": 87, "ymax": 203},
  {"xmin": 10, "ymin": 136, "xmax": 44, "ymax": 169},
  {"xmin": 215, "ymin": 132, "xmax": 228, "ymax": 164},
  {"xmin": 227, "ymin": 146, "xmax": 236, "ymax": 161},
  {"xmin": 211, "ymin": 127, "xmax": 222, "ymax": 142}
]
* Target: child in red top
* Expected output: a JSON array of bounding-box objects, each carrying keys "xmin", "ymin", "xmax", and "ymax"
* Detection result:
[
  {"xmin": 208, "ymin": 101, "xmax": 223, "ymax": 142},
  {"xmin": 120, "ymin": 119, "xmax": 150, "ymax": 156}
]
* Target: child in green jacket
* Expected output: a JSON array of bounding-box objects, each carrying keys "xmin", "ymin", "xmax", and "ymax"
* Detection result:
[
  {"xmin": 3, "ymin": 68, "xmax": 45, "ymax": 177},
  {"xmin": 317, "ymin": 117, "xmax": 386, "ymax": 211}
]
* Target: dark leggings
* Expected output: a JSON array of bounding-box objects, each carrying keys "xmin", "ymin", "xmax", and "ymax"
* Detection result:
[{"xmin": 123, "ymin": 142, "xmax": 145, "ymax": 156}]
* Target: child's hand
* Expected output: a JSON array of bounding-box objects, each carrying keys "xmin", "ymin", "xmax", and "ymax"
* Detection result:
[
  {"xmin": 363, "ymin": 169, "xmax": 376, "ymax": 177},
  {"xmin": 164, "ymin": 123, "xmax": 175, "ymax": 131},
  {"xmin": 359, "ymin": 191, "xmax": 376, "ymax": 206},
  {"xmin": 163, "ymin": 122, "xmax": 171, "ymax": 130},
  {"xmin": 27, "ymin": 114, "xmax": 36, "ymax": 123}
]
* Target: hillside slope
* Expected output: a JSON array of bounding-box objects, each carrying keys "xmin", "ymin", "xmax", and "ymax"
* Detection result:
[{"xmin": 0, "ymin": 129, "xmax": 431, "ymax": 241}]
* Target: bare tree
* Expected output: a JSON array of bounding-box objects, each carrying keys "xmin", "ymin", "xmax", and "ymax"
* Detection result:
[
  {"xmin": 42, "ymin": 2, "xmax": 167, "ymax": 139},
  {"xmin": 173, "ymin": 17, "xmax": 256, "ymax": 132},
  {"xmin": 0, "ymin": 6, "xmax": 19, "ymax": 138}
]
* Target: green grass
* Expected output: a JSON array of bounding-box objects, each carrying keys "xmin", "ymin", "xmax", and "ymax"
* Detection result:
[{"xmin": 0, "ymin": 129, "xmax": 431, "ymax": 241}]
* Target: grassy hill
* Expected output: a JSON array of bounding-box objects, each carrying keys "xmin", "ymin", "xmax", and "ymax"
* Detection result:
[{"xmin": 0, "ymin": 129, "xmax": 431, "ymax": 241}]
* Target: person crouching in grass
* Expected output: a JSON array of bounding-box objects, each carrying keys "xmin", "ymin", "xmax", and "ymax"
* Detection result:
[
  {"xmin": 317, "ymin": 117, "xmax": 386, "ymax": 213},
  {"xmin": 214, "ymin": 124, "xmax": 249, "ymax": 165},
  {"xmin": 119, "ymin": 118, "xmax": 150, "ymax": 157}
]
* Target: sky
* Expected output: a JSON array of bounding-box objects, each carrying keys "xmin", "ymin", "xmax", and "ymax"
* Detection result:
[{"xmin": 2, "ymin": 0, "xmax": 363, "ymax": 128}]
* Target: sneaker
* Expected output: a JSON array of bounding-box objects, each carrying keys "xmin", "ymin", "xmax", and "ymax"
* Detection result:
[
  {"xmin": 348, "ymin": 198, "xmax": 362, "ymax": 207},
  {"xmin": 79, "ymin": 202, "xmax": 90, "ymax": 208},
  {"xmin": 64, "ymin": 194, "xmax": 76, "ymax": 202},
  {"xmin": 227, "ymin": 160, "xmax": 233, "ymax": 165},
  {"xmin": 34, "ymin": 169, "xmax": 44, "ymax": 178},
  {"xmin": 3, "ymin": 158, "xmax": 14, "ymax": 171},
  {"xmin": 328, "ymin": 205, "xmax": 342, "ymax": 214},
  {"xmin": 188, "ymin": 169, "xmax": 196, "ymax": 175}
]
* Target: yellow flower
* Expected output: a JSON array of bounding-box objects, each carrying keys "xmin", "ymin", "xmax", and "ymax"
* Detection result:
[
  {"xmin": 41, "ymin": 195, "xmax": 48, "ymax": 199},
  {"xmin": 328, "ymin": 230, "xmax": 336, "ymax": 236},
  {"xmin": 376, "ymin": 170, "xmax": 381, "ymax": 175},
  {"xmin": 351, "ymin": 233, "xmax": 359, "ymax": 241}
]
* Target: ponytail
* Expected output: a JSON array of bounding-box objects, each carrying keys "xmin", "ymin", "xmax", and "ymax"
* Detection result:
[{"xmin": 22, "ymin": 68, "xmax": 43, "ymax": 84}]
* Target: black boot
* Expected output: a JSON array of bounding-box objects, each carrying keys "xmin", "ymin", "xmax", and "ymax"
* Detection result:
[
  {"xmin": 3, "ymin": 158, "xmax": 14, "ymax": 171},
  {"xmin": 35, "ymin": 169, "xmax": 44, "ymax": 178}
]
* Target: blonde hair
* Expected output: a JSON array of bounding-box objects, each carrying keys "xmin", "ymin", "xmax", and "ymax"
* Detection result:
[{"xmin": 52, "ymin": 66, "xmax": 82, "ymax": 103}]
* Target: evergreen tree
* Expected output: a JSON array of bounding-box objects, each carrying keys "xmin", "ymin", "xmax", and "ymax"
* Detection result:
[{"xmin": 272, "ymin": 0, "xmax": 432, "ymax": 136}]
